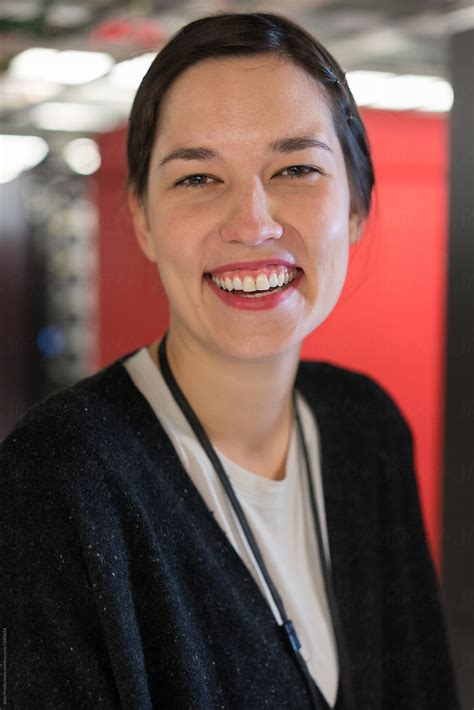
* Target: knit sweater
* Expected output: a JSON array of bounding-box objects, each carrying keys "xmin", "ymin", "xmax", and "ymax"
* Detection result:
[{"xmin": 1, "ymin": 352, "xmax": 460, "ymax": 709}]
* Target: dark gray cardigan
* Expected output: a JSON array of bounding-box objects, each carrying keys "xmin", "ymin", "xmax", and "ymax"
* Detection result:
[{"xmin": 1, "ymin": 353, "xmax": 460, "ymax": 709}]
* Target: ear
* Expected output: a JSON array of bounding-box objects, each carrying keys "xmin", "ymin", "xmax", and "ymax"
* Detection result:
[
  {"xmin": 128, "ymin": 189, "xmax": 157, "ymax": 263},
  {"xmin": 348, "ymin": 211, "xmax": 366, "ymax": 246}
]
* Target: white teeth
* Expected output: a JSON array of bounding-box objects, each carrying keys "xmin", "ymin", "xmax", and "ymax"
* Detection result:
[
  {"xmin": 268, "ymin": 272, "xmax": 279, "ymax": 288},
  {"xmin": 256, "ymin": 274, "xmax": 270, "ymax": 291},
  {"xmin": 243, "ymin": 275, "xmax": 257, "ymax": 292},
  {"xmin": 211, "ymin": 268, "xmax": 297, "ymax": 293}
]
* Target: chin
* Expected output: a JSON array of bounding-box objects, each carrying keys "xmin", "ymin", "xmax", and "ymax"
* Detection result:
[{"xmin": 207, "ymin": 326, "xmax": 303, "ymax": 362}]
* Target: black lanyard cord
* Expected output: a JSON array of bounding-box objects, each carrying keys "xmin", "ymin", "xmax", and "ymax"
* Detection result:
[
  {"xmin": 158, "ymin": 331, "xmax": 352, "ymax": 709},
  {"xmin": 294, "ymin": 391, "xmax": 356, "ymax": 710},
  {"xmin": 158, "ymin": 332, "xmax": 288, "ymax": 620}
]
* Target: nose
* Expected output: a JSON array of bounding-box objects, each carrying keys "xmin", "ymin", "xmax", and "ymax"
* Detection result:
[{"xmin": 218, "ymin": 180, "xmax": 284, "ymax": 245}]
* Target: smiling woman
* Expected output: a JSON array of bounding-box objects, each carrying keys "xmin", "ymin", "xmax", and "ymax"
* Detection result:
[
  {"xmin": 128, "ymin": 53, "xmax": 364, "ymax": 372},
  {"xmin": 1, "ymin": 11, "xmax": 460, "ymax": 710}
]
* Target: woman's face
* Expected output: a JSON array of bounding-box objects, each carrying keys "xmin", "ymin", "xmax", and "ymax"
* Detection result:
[{"xmin": 130, "ymin": 54, "xmax": 363, "ymax": 361}]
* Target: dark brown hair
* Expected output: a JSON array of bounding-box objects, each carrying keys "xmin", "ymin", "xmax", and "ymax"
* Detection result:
[{"xmin": 127, "ymin": 11, "xmax": 375, "ymax": 217}]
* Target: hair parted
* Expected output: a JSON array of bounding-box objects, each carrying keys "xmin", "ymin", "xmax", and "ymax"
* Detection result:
[{"xmin": 127, "ymin": 12, "xmax": 375, "ymax": 217}]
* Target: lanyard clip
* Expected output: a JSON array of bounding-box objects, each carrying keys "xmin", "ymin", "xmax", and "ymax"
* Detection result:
[{"xmin": 281, "ymin": 619, "xmax": 302, "ymax": 653}]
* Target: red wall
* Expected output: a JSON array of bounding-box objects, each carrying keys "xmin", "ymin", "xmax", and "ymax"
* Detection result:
[{"xmin": 96, "ymin": 109, "xmax": 448, "ymax": 575}]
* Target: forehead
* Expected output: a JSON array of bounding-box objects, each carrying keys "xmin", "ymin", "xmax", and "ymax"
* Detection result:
[{"xmin": 154, "ymin": 54, "xmax": 335, "ymax": 151}]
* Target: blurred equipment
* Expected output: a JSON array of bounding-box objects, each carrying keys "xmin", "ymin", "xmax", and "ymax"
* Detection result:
[{"xmin": 0, "ymin": 143, "xmax": 99, "ymax": 440}]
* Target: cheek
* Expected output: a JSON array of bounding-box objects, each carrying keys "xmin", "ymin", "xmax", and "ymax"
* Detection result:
[
  {"xmin": 303, "ymin": 196, "xmax": 351, "ymax": 261},
  {"xmin": 296, "ymin": 179, "xmax": 350, "ymax": 230},
  {"xmin": 147, "ymin": 209, "xmax": 204, "ymax": 295},
  {"xmin": 148, "ymin": 208, "xmax": 186, "ymax": 263},
  {"xmin": 319, "ymin": 220, "xmax": 350, "ymax": 276},
  {"xmin": 299, "ymin": 194, "xmax": 350, "ymax": 290}
]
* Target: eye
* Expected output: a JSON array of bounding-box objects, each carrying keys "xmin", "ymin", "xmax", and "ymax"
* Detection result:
[
  {"xmin": 173, "ymin": 164, "xmax": 322, "ymax": 189},
  {"xmin": 279, "ymin": 165, "xmax": 322, "ymax": 179},
  {"xmin": 173, "ymin": 174, "xmax": 217, "ymax": 189}
]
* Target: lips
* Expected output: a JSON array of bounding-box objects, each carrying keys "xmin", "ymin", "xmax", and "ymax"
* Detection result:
[
  {"xmin": 206, "ymin": 259, "xmax": 298, "ymax": 275},
  {"xmin": 204, "ymin": 268, "xmax": 303, "ymax": 311}
]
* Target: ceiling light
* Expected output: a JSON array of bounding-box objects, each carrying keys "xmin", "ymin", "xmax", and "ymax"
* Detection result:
[
  {"xmin": 369, "ymin": 75, "xmax": 453, "ymax": 112},
  {"xmin": 346, "ymin": 71, "xmax": 453, "ymax": 112},
  {"xmin": 108, "ymin": 53, "xmax": 155, "ymax": 90},
  {"xmin": 63, "ymin": 138, "xmax": 101, "ymax": 175},
  {"xmin": 47, "ymin": 50, "xmax": 114, "ymax": 85},
  {"xmin": 0, "ymin": 135, "xmax": 49, "ymax": 184},
  {"xmin": 416, "ymin": 80, "xmax": 454, "ymax": 112},
  {"xmin": 30, "ymin": 102, "xmax": 124, "ymax": 132},
  {"xmin": 346, "ymin": 71, "xmax": 396, "ymax": 106},
  {"xmin": 9, "ymin": 48, "xmax": 114, "ymax": 85},
  {"xmin": 9, "ymin": 48, "xmax": 59, "ymax": 81}
]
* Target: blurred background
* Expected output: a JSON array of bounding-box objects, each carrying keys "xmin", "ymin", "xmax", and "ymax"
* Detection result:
[{"xmin": 1, "ymin": 0, "xmax": 473, "ymax": 705}]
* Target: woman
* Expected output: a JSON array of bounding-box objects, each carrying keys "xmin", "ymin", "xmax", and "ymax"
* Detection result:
[{"xmin": 2, "ymin": 12, "xmax": 459, "ymax": 710}]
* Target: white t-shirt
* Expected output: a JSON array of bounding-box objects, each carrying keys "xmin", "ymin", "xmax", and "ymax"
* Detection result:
[{"xmin": 123, "ymin": 348, "xmax": 339, "ymax": 707}]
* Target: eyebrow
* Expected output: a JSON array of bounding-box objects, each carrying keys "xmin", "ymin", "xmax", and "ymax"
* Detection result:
[{"xmin": 158, "ymin": 135, "xmax": 333, "ymax": 167}]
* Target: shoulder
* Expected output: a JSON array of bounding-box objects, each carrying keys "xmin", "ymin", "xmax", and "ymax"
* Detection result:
[
  {"xmin": 296, "ymin": 359, "xmax": 413, "ymax": 452},
  {"xmin": 1, "ymin": 350, "xmax": 145, "ymax": 468},
  {"xmin": 0, "ymin": 352, "xmax": 157, "ymax": 537}
]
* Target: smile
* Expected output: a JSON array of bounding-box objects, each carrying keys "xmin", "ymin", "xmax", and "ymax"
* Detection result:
[
  {"xmin": 209, "ymin": 267, "xmax": 298, "ymax": 294},
  {"xmin": 204, "ymin": 269, "xmax": 303, "ymax": 311}
]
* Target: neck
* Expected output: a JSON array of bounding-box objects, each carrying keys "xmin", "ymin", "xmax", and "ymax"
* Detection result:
[{"xmin": 150, "ymin": 328, "xmax": 302, "ymax": 481}]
